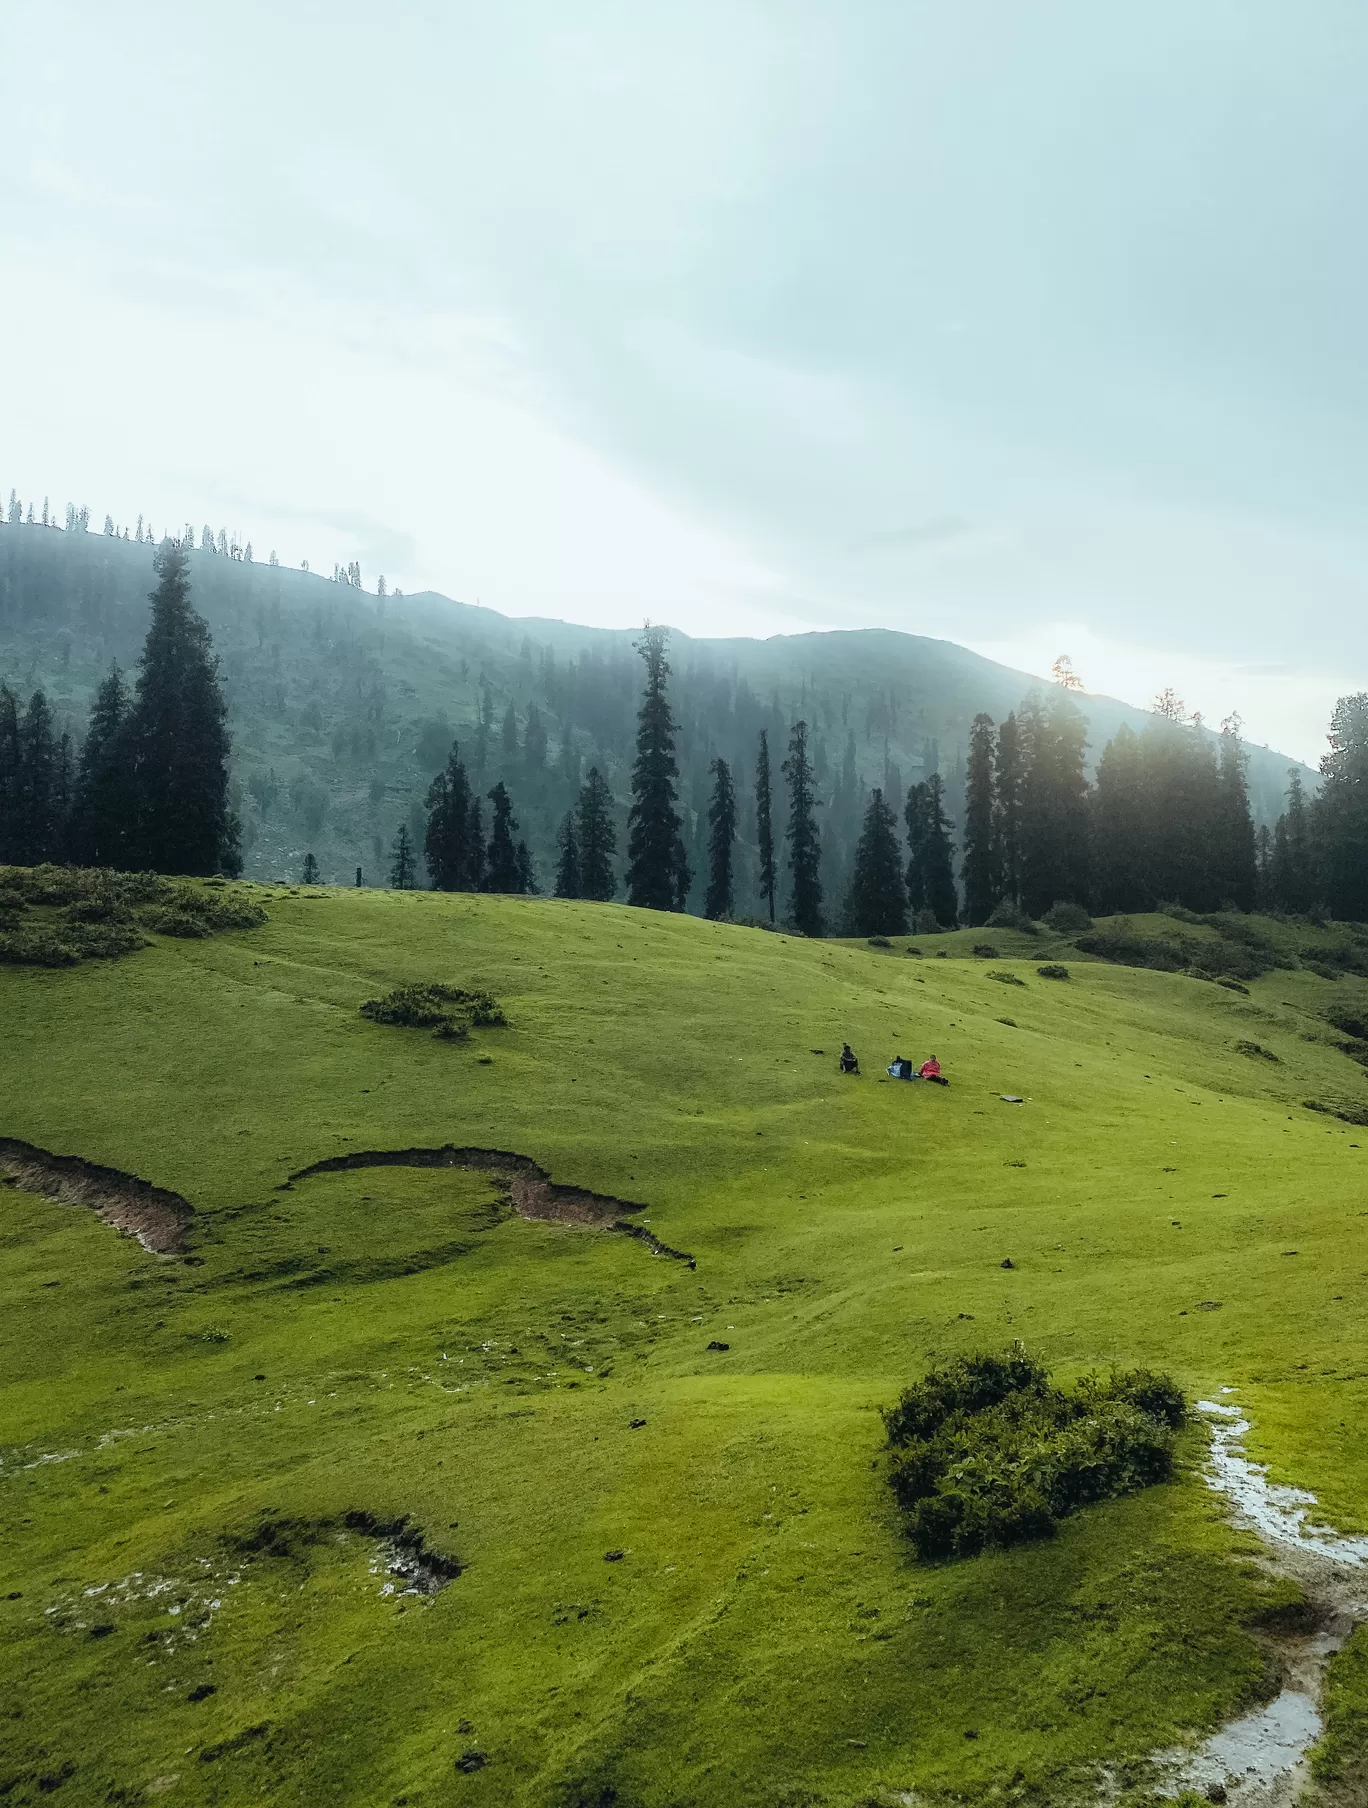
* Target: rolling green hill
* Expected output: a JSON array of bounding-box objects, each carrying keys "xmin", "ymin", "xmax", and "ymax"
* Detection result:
[
  {"xmin": 5, "ymin": 886, "xmax": 1368, "ymax": 1805},
  {"xmin": 0, "ymin": 523, "xmax": 1313, "ymax": 900}
]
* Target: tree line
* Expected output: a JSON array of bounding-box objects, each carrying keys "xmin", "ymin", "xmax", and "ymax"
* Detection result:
[{"xmin": 0, "ymin": 543, "xmax": 239, "ymax": 876}]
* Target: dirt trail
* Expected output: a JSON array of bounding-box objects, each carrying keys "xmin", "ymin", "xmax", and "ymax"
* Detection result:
[
  {"xmin": 0, "ymin": 1135, "xmax": 191, "ymax": 1256},
  {"xmin": 283, "ymin": 1145, "xmax": 696, "ymax": 1267},
  {"xmin": 1149, "ymin": 1397, "xmax": 1368, "ymax": 1805}
]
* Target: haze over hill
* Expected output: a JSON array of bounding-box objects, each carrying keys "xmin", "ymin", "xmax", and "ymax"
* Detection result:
[{"xmin": 1, "ymin": 519, "xmax": 1313, "ymax": 896}]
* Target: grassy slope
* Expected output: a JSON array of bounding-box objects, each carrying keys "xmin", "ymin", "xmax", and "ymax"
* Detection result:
[{"xmin": 4, "ymin": 897, "xmax": 1368, "ymax": 1807}]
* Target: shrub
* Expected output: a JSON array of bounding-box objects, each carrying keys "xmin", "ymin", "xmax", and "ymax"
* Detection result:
[
  {"xmin": 913, "ymin": 908, "xmax": 943, "ymax": 935},
  {"xmin": 1304, "ymin": 1099, "xmax": 1368, "ymax": 1127},
  {"xmin": 0, "ymin": 927, "xmax": 81, "ymax": 967},
  {"xmin": 984, "ymin": 899, "xmax": 1036, "ymax": 933},
  {"xmin": 1234, "ymin": 1040, "xmax": 1280, "ymax": 1062},
  {"xmin": 1037, "ymin": 963, "xmax": 1070, "ymax": 980},
  {"xmin": 1075, "ymin": 931, "xmax": 1187, "ymax": 972},
  {"xmin": 1158, "ymin": 901, "xmax": 1203, "ymax": 925},
  {"xmin": 866, "ymin": 935, "xmax": 892, "ymax": 949},
  {"xmin": 1043, "ymin": 901, "xmax": 1093, "ymax": 933},
  {"xmin": 972, "ymin": 943, "xmax": 999, "ymax": 958},
  {"xmin": 1304, "ymin": 960, "xmax": 1344, "ymax": 982},
  {"xmin": 988, "ymin": 970, "xmax": 1025, "ymax": 986},
  {"xmin": 1326, "ymin": 1007, "xmax": 1368, "ymax": 1042},
  {"xmin": 883, "ymin": 1347, "xmax": 1184, "ymax": 1561},
  {"xmin": 1216, "ymin": 978, "xmax": 1249, "ymax": 995},
  {"xmin": 360, "ymin": 983, "xmax": 507, "ymax": 1039},
  {"xmin": 1303, "ymin": 944, "xmax": 1368, "ymax": 978},
  {"xmin": 0, "ymin": 888, "xmax": 28, "ymax": 916}
]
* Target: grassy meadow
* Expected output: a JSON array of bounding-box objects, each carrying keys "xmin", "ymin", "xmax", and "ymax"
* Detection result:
[{"xmin": 4, "ymin": 890, "xmax": 1368, "ymax": 1806}]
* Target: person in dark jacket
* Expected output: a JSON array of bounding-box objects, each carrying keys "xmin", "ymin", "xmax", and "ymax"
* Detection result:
[{"xmin": 839, "ymin": 1043, "xmax": 859, "ymax": 1074}]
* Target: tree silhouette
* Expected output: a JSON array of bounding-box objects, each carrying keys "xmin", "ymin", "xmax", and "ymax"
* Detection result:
[{"xmin": 704, "ymin": 757, "xmax": 737, "ymax": 921}]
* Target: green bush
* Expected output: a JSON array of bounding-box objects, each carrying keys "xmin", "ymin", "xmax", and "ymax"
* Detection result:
[
  {"xmin": 1234, "ymin": 1039, "xmax": 1280, "ymax": 1062},
  {"xmin": 1037, "ymin": 963, "xmax": 1070, "ymax": 980},
  {"xmin": 360, "ymin": 983, "xmax": 507, "ymax": 1039},
  {"xmin": 1075, "ymin": 931, "xmax": 1187, "ymax": 972},
  {"xmin": 984, "ymin": 899, "xmax": 1036, "ymax": 933},
  {"xmin": 883, "ymin": 1347, "xmax": 1184, "ymax": 1561},
  {"xmin": 1043, "ymin": 901, "xmax": 1093, "ymax": 932},
  {"xmin": 988, "ymin": 970, "xmax": 1025, "ymax": 986},
  {"xmin": 866, "ymin": 935, "xmax": 892, "ymax": 949},
  {"xmin": 972, "ymin": 943, "xmax": 999, "ymax": 958}
]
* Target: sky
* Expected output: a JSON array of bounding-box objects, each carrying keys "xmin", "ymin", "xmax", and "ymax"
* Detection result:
[{"xmin": 4, "ymin": 2, "xmax": 1367, "ymax": 765}]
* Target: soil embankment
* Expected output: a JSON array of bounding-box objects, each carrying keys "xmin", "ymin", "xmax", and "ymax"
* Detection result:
[
  {"xmin": 283, "ymin": 1145, "xmax": 696, "ymax": 1266},
  {"xmin": 0, "ymin": 1135, "xmax": 191, "ymax": 1256}
]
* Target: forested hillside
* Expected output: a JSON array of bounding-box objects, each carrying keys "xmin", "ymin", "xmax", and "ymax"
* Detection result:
[{"xmin": 0, "ymin": 515, "xmax": 1311, "ymax": 905}]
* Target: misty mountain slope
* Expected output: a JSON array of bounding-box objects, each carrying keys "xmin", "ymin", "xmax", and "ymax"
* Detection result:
[{"xmin": 0, "ymin": 522, "xmax": 1310, "ymax": 895}]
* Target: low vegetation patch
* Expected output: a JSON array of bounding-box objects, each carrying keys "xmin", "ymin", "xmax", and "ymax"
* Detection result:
[
  {"xmin": 988, "ymin": 969, "xmax": 1025, "ymax": 986},
  {"xmin": 359, "ymin": 982, "xmax": 507, "ymax": 1040},
  {"xmin": 1037, "ymin": 963, "xmax": 1070, "ymax": 980},
  {"xmin": 1234, "ymin": 1039, "xmax": 1280, "ymax": 1062},
  {"xmin": 1042, "ymin": 900, "xmax": 1092, "ymax": 932},
  {"xmin": 0, "ymin": 865, "xmax": 266, "ymax": 965},
  {"xmin": 883, "ymin": 1347, "xmax": 1185, "ymax": 1561}
]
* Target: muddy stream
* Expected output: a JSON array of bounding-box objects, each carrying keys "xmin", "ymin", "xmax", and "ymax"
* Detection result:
[{"xmin": 1147, "ymin": 1395, "xmax": 1368, "ymax": 1804}]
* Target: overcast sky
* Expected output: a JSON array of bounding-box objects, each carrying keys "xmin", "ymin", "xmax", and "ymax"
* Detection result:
[{"xmin": 4, "ymin": 2, "xmax": 1366, "ymax": 763}]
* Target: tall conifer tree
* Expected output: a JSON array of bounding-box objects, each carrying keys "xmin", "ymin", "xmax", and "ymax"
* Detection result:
[
  {"xmin": 15, "ymin": 690, "xmax": 62, "ymax": 864},
  {"xmin": 484, "ymin": 782, "xmax": 525, "ymax": 893},
  {"xmin": 1316, "ymin": 694, "xmax": 1368, "ymax": 921},
  {"xmin": 1215, "ymin": 715, "xmax": 1258, "ymax": 911},
  {"xmin": 125, "ymin": 541, "xmax": 239, "ymax": 875},
  {"xmin": 961, "ymin": 713, "xmax": 998, "ymax": 925},
  {"xmin": 626, "ymin": 626, "xmax": 687, "ymax": 910},
  {"xmin": 424, "ymin": 742, "xmax": 478, "ymax": 890},
  {"xmin": 554, "ymin": 810, "xmax": 581, "ymax": 899},
  {"xmin": 389, "ymin": 824, "xmax": 416, "ymax": 889},
  {"xmin": 993, "ymin": 712, "xmax": 1024, "ymax": 905},
  {"xmin": 0, "ymin": 686, "xmax": 20, "ymax": 863},
  {"xmin": 67, "ymin": 664, "xmax": 134, "ymax": 868},
  {"xmin": 846, "ymin": 787, "xmax": 907, "ymax": 936},
  {"xmin": 576, "ymin": 766, "xmax": 618, "ymax": 901},
  {"xmin": 755, "ymin": 729, "xmax": 776, "ymax": 922},
  {"xmin": 906, "ymin": 775, "xmax": 958, "ymax": 927},
  {"xmin": 704, "ymin": 757, "xmax": 737, "ymax": 921},
  {"xmin": 782, "ymin": 719, "xmax": 824, "ymax": 936}
]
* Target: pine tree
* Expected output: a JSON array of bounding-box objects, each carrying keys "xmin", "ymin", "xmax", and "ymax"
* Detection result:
[
  {"xmin": 755, "ymin": 729, "xmax": 776, "ymax": 922},
  {"xmin": 1091, "ymin": 725, "xmax": 1146, "ymax": 912},
  {"xmin": 500, "ymin": 702, "xmax": 518, "ymax": 757},
  {"xmin": 1254, "ymin": 824, "xmax": 1274, "ymax": 913},
  {"xmin": 961, "ymin": 713, "xmax": 998, "ymax": 925},
  {"xmin": 1016, "ymin": 692, "xmax": 1089, "ymax": 917},
  {"xmin": 906, "ymin": 775, "xmax": 958, "ymax": 927},
  {"xmin": 576, "ymin": 766, "xmax": 618, "ymax": 901},
  {"xmin": 14, "ymin": 690, "xmax": 62, "ymax": 864},
  {"xmin": 994, "ymin": 713, "xmax": 1024, "ymax": 905},
  {"xmin": 423, "ymin": 743, "xmax": 478, "ymax": 890},
  {"xmin": 1214, "ymin": 715, "xmax": 1258, "ymax": 911},
  {"xmin": 465, "ymin": 797, "xmax": 486, "ymax": 892},
  {"xmin": 302, "ymin": 852, "xmax": 320, "ymax": 884},
  {"xmin": 1317, "ymin": 694, "xmax": 1368, "ymax": 921},
  {"xmin": 515, "ymin": 840, "xmax": 537, "ymax": 895},
  {"xmin": 0, "ymin": 686, "xmax": 21, "ymax": 862},
  {"xmin": 389, "ymin": 823, "xmax": 416, "ymax": 889},
  {"xmin": 704, "ymin": 757, "xmax": 737, "ymax": 920},
  {"xmin": 124, "ymin": 542, "xmax": 239, "ymax": 875},
  {"xmin": 846, "ymin": 787, "xmax": 907, "ymax": 936},
  {"xmin": 626, "ymin": 626, "xmax": 687, "ymax": 910},
  {"xmin": 554, "ymin": 810, "xmax": 581, "ymax": 898},
  {"xmin": 524, "ymin": 703, "xmax": 548, "ymax": 768},
  {"xmin": 782, "ymin": 719, "xmax": 824, "ymax": 936},
  {"xmin": 1271, "ymin": 769, "xmax": 1316, "ymax": 913},
  {"xmin": 485, "ymin": 782, "xmax": 521, "ymax": 892},
  {"xmin": 67, "ymin": 664, "xmax": 134, "ymax": 867}
]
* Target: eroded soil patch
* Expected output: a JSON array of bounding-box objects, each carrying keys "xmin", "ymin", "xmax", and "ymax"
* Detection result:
[
  {"xmin": 283, "ymin": 1145, "xmax": 696, "ymax": 1266},
  {"xmin": 0, "ymin": 1135, "xmax": 191, "ymax": 1256}
]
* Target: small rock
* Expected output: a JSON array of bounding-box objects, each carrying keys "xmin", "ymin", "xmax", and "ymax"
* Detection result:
[
  {"xmin": 1205, "ymin": 1786, "xmax": 1227, "ymax": 1805},
  {"xmin": 455, "ymin": 1751, "xmax": 488, "ymax": 1774},
  {"xmin": 629, "ymin": 1418, "xmax": 646, "ymax": 1429},
  {"xmin": 603, "ymin": 1550, "xmax": 625, "ymax": 1562},
  {"xmin": 1000, "ymin": 1258, "xmax": 1014, "ymax": 1270},
  {"xmin": 963, "ymin": 1728, "xmax": 979, "ymax": 1740},
  {"xmin": 187, "ymin": 1683, "xmax": 217, "ymax": 1703},
  {"xmin": 707, "ymin": 1340, "xmax": 730, "ymax": 1351}
]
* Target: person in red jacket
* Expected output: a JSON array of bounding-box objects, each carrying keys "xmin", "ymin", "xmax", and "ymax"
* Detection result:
[{"xmin": 919, "ymin": 1055, "xmax": 947, "ymax": 1085}]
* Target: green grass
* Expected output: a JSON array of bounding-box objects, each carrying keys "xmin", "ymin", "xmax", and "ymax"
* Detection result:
[{"xmin": 5, "ymin": 890, "xmax": 1368, "ymax": 1805}]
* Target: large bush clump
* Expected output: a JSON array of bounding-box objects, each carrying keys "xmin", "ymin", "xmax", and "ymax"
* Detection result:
[
  {"xmin": 0, "ymin": 866, "xmax": 267, "ymax": 965},
  {"xmin": 883, "ymin": 1347, "xmax": 1185, "ymax": 1561},
  {"xmin": 360, "ymin": 983, "xmax": 507, "ymax": 1040},
  {"xmin": 1042, "ymin": 900, "xmax": 1093, "ymax": 933}
]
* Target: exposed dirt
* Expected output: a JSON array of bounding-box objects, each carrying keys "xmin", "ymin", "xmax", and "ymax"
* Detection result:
[
  {"xmin": 0, "ymin": 1135, "xmax": 191, "ymax": 1256},
  {"xmin": 283, "ymin": 1145, "xmax": 696, "ymax": 1267}
]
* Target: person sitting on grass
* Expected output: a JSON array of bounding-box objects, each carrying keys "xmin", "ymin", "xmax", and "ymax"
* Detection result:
[
  {"xmin": 887, "ymin": 1054, "xmax": 914, "ymax": 1080},
  {"xmin": 839, "ymin": 1043, "xmax": 859, "ymax": 1075},
  {"xmin": 919, "ymin": 1055, "xmax": 947, "ymax": 1085}
]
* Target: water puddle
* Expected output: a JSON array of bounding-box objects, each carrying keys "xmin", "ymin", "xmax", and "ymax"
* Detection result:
[{"xmin": 1150, "ymin": 1395, "xmax": 1368, "ymax": 1805}]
